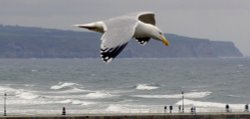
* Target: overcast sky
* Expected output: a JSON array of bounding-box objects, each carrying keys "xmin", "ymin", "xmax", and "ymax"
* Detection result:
[{"xmin": 1, "ymin": 0, "xmax": 250, "ymax": 56}]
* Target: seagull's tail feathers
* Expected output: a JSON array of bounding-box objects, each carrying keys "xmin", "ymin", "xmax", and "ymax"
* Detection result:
[
  {"xmin": 73, "ymin": 23, "xmax": 93, "ymax": 29},
  {"xmin": 73, "ymin": 21, "xmax": 105, "ymax": 33}
]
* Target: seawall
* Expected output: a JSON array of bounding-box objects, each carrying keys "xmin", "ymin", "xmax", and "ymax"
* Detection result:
[{"xmin": 0, "ymin": 113, "xmax": 250, "ymax": 119}]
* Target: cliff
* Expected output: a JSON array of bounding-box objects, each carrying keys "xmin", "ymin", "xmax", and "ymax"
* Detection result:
[{"xmin": 0, "ymin": 25, "xmax": 243, "ymax": 58}]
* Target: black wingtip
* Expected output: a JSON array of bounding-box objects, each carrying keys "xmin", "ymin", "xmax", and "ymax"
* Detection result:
[{"xmin": 100, "ymin": 43, "xmax": 128, "ymax": 63}]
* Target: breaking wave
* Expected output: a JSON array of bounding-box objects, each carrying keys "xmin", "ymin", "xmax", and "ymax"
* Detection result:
[
  {"xmin": 50, "ymin": 82, "xmax": 88, "ymax": 93},
  {"xmin": 0, "ymin": 85, "xmax": 40, "ymax": 100},
  {"xmin": 135, "ymin": 84, "xmax": 159, "ymax": 90},
  {"xmin": 58, "ymin": 99, "xmax": 96, "ymax": 105},
  {"xmin": 105, "ymin": 104, "xmax": 160, "ymax": 113},
  {"xmin": 85, "ymin": 92, "xmax": 114, "ymax": 99},
  {"xmin": 175, "ymin": 99, "xmax": 245, "ymax": 109},
  {"xmin": 105, "ymin": 105, "xmax": 129, "ymax": 112},
  {"xmin": 50, "ymin": 82, "xmax": 80, "ymax": 90},
  {"xmin": 133, "ymin": 91, "xmax": 212, "ymax": 99},
  {"xmin": 16, "ymin": 90, "xmax": 40, "ymax": 100},
  {"xmin": 0, "ymin": 85, "xmax": 17, "ymax": 93},
  {"xmin": 58, "ymin": 87, "xmax": 88, "ymax": 93}
]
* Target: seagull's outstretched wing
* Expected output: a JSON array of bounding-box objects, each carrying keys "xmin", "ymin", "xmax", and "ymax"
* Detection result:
[
  {"xmin": 100, "ymin": 17, "xmax": 137, "ymax": 62},
  {"xmin": 132, "ymin": 12, "xmax": 156, "ymax": 45},
  {"xmin": 136, "ymin": 11, "xmax": 156, "ymax": 25}
]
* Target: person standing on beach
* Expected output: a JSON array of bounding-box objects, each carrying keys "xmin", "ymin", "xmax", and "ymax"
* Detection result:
[{"xmin": 164, "ymin": 106, "xmax": 167, "ymax": 113}]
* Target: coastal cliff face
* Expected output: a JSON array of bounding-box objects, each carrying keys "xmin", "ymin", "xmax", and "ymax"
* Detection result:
[
  {"xmin": 0, "ymin": 25, "xmax": 243, "ymax": 58},
  {"xmin": 123, "ymin": 34, "xmax": 242, "ymax": 58}
]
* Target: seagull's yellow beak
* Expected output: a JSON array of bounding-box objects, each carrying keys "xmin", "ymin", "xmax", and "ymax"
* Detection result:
[{"xmin": 160, "ymin": 35, "xmax": 170, "ymax": 46}]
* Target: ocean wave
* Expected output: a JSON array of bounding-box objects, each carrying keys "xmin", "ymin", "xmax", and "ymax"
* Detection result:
[
  {"xmin": 44, "ymin": 90, "xmax": 115, "ymax": 99},
  {"xmin": 5, "ymin": 97, "xmax": 96, "ymax": 105},
  {"xmin": 135, "ymin": 84, "xmax": 159, "ymax": 90},
  {"xmin": 227, "ymin": 94, "xmax": 243, "ymax": 98},
  {"xmin": 175, "ymin": 99, "xmax": 245, "ymax": 109},
  {"xmin": 58, "ymin": 87, "xmax": 88, "ymax": 93},
  {"xmin": 0, "ymin": 86, "xmax": 40, "ymax": 100},
  {"xmin": 50, "ymin": 82, "xmax": 80, "ymax": 90},
  {"xmin": 85, "ymin": 92, "xmax": 114, "ymax": 99},
  {"xmin": 49, "ymin": 82, "xmax": 88, "ymax": 93},
  {"xmin": 184, "ymin": 91, "xmax": 212, "ymax": 98},
  {"xmin": 133, "ymin": 91, "xmax": 211, "ymax": 99},
  {"xmin": 105, "ymin": 105, "xmax": 128, "ymax": 112},
  {"xmin": 5, "ymin": 100, "xmax": 53, "ymax": 105},
  {"xmin": 105, "ymin": 104, "xmax": 159, "ymax": 113},
  {"xmin": 0, "ymin": 85, "xmax": 17, "ymax": 93},
  {"xmin": 58, "ymin": 99, "xmax": 96, "ymax": 105},
  {"xmin": 108, "ymin": 89, "xmax": 134, "ymax": 94},
  {"xmin": 16, "ymin": 90, "xmax": 40, "ymax": 100}
]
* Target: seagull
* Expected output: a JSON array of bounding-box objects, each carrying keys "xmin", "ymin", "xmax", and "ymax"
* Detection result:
[{"xmin": 74, "ymin": 11, "xmax": 169, "ymax": 63}]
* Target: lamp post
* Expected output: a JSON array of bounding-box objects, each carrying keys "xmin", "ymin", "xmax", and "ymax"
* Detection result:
[
  {"xmin": 4, "ymin": 93, "xmax": 7, "ymax": 116},
  {"xmin": 181, "ymin": 91, "xmax": 184, "ymax": 113}
]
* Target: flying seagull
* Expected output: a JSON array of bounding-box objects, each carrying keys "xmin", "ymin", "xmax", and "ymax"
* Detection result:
[{"xmin": 74, "ymin": 11, "xmax": 169, "ymax": 63}]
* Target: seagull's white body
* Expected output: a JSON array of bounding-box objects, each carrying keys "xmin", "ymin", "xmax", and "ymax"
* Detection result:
[{"xmin": 75, "ymin": 11, "xmax": 169, "ymax": 62}]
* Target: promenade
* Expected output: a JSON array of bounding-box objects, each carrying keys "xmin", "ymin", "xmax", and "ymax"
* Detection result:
[{"xmin": 0, "ymin": 112, "xmax": 250, "ymax": 119}]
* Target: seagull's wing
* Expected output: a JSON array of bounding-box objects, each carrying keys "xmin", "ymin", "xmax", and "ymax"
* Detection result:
[
  {"xmin": 100, "ymin": 17, "xmax": 138, "ymax": 62},
  {"xmin": 133, "ymin": 11, "xmax": 155, "ymax": 45},
  {"xmin": 133, "ymin": 11, "xmax": 156, "ymax": 25}
]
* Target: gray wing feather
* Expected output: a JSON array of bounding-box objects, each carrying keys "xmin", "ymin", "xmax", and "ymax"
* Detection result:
[
  {"xmin": 127, "ymin": 11, "xmax": 156, "ymax": 25},
  {"xmin": 100, "ymin": 17, "xmax": 138, "ymax": 62},
  {"xmin": 138, "ymin": 13, "xmax": 155, "ymax": 25}
]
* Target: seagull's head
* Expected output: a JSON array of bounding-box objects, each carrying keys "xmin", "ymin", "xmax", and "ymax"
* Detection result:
[{"xmin": 149, "ymin": 25, "xmax": 169, "ymax": 46}]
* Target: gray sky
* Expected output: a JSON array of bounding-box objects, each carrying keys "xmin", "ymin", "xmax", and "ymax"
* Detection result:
[{"xmin": 1, "ymin": 0, "xmax": 250, "ymax": 56}]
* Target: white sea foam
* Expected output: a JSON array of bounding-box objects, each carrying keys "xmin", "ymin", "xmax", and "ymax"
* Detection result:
[
  {"xmin": 135, "ymin": 84, "xmax": 159, "ymax": 90},
  {"xmin": 105, "ymin": 104, "xmax": 160, "ymax": 113},
  {"xmin": 0, "ymin": 85, "xmax": 17, "ymax": 93},
  {"xmin": 44, "ymin": 91, "xmax": 113, "ymax": 99},
  {"xmin": 16, "ymin": 90, "xmax": 40, "ymax": 100},
  {"xmin": 71, "ymin": 100, "xmax": 84, "ymax": 105},
  {"xmin": 59, "ymin": 99, "xmax": 72, "ymax": 104},
  {"xmin": 6, "ymin": 98, "xmax": 78, "ymax": 105},
  {"xmin": 133, "ymin": 91, "xmax": 212, "ymax": 99},
  {"xmin": 59, "ymin": 87, "xmax": 87, "ymax": 93},
  {"xmin": 6, "ymin": 100, "xmax": 45, "ymax": 105},
  {"xmin": 184, "ymin": 91, "xmax": 212, "ymax": 98},
  {"xmin": 176, "ymin": 99, "xmax": 245, "ymax": 109},
  {"xmin": 85, "ymin": 92, "xmax": 114, "ymax": 99},
  {"xmin": 227, "ymin": 94, "xmax": 244, "ymax": 98},
  {"xmin": 0, "ymin": 86, "xmax": 40, "ymax": 100},
  {"xmin": 50, "ymin": 82, "xmax": 80, "ymax": 90},
  {"xmin": 50, "ymin": 82, "xmax": 88, "ymax": 93},
  {"xmin": 58, "ymin": 99, "xmax": 96, "ymax": 105},
  {"xmin": 105, "ymin": 105, "xmax": 129, "ymax": 112},
  {"xmin": 81, "ymin": 101, "xmax": 97, "ymax": 106}
]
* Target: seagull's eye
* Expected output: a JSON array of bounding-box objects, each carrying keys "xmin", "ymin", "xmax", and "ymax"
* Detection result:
[{"xmin": 159, "ymin": 32, "xmax": 162, "ymax": 35}]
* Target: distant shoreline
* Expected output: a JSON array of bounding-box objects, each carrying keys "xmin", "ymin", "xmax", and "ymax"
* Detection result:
[{"xmin": 0, "ymin": 25, "xmax": 243, "ymax": 58}]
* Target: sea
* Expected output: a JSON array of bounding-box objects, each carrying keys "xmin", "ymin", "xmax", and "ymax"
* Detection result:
[{"xmin": 0, "ymin": 58, "xmax": 249, "ymax": 115}]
